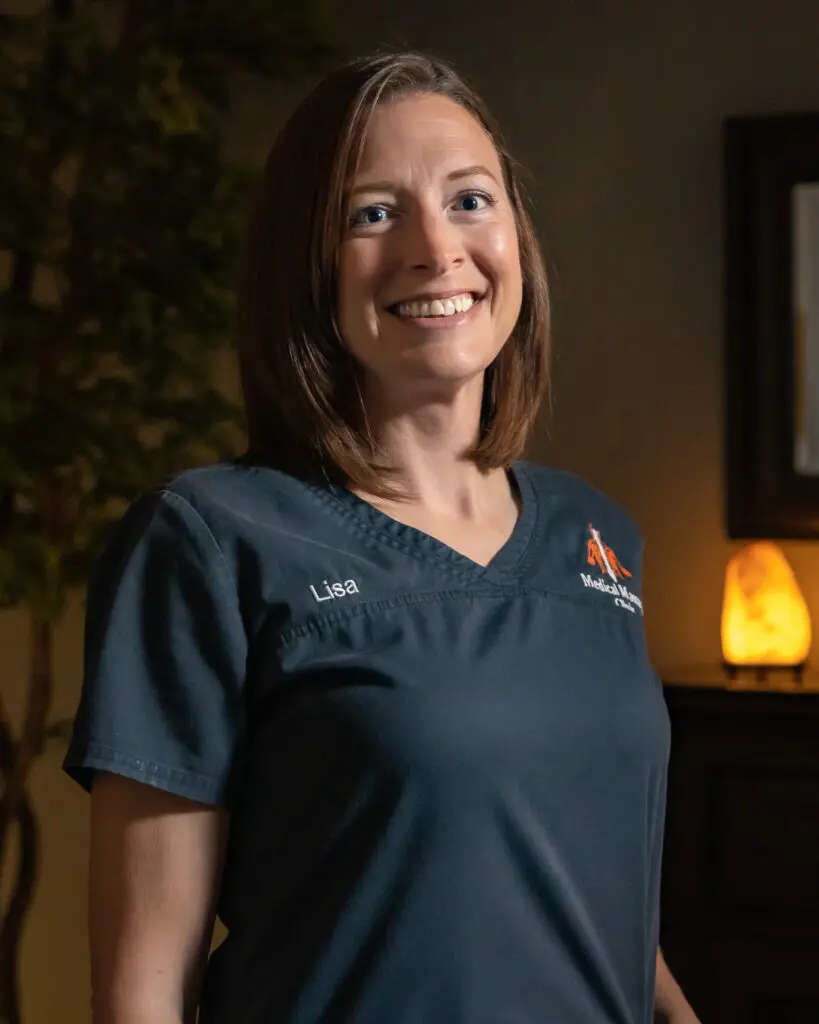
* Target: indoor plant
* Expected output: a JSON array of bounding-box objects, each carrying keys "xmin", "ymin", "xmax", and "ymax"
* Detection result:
[{"xmin": 0, "ymin": 3, "xmax": 335, "ymax": 1020}]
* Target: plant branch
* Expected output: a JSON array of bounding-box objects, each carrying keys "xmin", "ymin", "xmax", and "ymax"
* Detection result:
[
  {"xmin": 0, "ymin": 696, "xmax": 16, "ymax": 876},
  {"xmin": 0, "ymin": 716, "xmax": 37, "ymax": 1024},
  {"xmin": 0, "ymin": 618, "xmax": 51, "ymax": 897}
]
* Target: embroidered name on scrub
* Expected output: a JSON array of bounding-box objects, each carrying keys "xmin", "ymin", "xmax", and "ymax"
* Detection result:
[{"xmin": 309, "ymin": 578, "xmax": 360, "ymax": 602}]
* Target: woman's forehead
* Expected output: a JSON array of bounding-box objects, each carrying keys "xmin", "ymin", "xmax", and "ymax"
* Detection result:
[{"xmin": 351, "ymin": 94, "xmax": 501, "ymax": 183}]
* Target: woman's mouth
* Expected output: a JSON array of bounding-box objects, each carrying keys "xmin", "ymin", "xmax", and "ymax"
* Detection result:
[{"xmin": 389, "ymin": 291, "xmax": 482, "ymax": 320}]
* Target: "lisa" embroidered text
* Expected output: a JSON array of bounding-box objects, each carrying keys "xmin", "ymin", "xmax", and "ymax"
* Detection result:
[{"xmin": 309, "ymin": 578, "xmax": 360, "ymax": 603}]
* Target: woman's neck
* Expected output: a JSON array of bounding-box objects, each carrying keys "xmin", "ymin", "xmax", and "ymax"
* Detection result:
[{"xmin": 357, "ymin": 381, "xmax": 509, "ymax": 518}]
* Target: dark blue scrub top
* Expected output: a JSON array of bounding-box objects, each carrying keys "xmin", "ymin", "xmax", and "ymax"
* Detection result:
[{"xmin": 64, "ymin": 459, "xmax": 670, "ymax": 1024}]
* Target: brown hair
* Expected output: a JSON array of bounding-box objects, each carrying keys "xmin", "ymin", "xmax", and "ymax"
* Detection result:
[{"xmin": 237, "ymin": 51, "xmax": 551, "ymax": 495}]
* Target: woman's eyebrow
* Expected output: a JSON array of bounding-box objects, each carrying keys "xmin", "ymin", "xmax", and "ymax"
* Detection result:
[
  {"xmin": 446, "ymin": 164, "xmax": 500, "ymax": 185},
  {"xmin": 347, "ymin": 164, "xmax": 500, "ymax": 199},
  {"xmin": 347, "ymin": 179, "xmax": 396, "ymax": 198}
]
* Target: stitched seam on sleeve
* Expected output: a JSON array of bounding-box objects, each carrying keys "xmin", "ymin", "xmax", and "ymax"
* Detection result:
[
  {"xmin": 158, "ymin": 488, "xmax": 241, "ymax": 617},
  {"xmin": 66, "ymin": 741, "xmax": 221, "ymax": 792}
]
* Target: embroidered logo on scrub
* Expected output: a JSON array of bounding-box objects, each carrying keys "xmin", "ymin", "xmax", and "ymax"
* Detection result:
[{"xmin": 581, "ymin": 524, "xmax": 643, "ymax": 615}]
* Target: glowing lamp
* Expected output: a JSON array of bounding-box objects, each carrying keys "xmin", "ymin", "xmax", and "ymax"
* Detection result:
[{"xmin": 721, "ymin": 542, "xmax": 811, "ymax": 669}]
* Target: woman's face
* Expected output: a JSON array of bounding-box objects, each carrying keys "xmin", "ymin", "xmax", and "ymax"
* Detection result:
[{"xmin": 337, "ymin": 93, "xmax": 523, "ymax": 403}]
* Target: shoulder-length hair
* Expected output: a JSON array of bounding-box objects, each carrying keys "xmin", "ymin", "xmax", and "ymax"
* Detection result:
[{"xmin": 237, "ymin": 51, "xmax": 550, "ymax": 496}]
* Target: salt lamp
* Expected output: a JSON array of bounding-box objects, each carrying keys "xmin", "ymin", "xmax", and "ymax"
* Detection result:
[{"xmin": 721, "ymin": 542, "xmax": 812, "ymax": 667}]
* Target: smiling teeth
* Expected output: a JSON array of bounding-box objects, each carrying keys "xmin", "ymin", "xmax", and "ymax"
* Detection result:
[{"xmin": 396, "ymin": 293, "xmax": 475, "ymax": 318}]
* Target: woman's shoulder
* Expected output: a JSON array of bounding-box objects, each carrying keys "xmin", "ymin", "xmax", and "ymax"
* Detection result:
[
  {"xmin": 98, "ymin": 460, "xmax": 334, "ymax": 593},
  {"xmin": 516, "ymin": 461, "xmax": 646, "ymax": 605},
  {"xmin": 516, "ymin": 460, "xmax": 640, "ymax": 536},
  {"xmin": 160, "ymin": 458, "xmax": 309, "ymax": 515},
  {"xmin": 151, "ymin": 459, "xmax": 330, "ymax": 546}
]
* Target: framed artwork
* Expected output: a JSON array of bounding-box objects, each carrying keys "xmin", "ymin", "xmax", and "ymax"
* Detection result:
[{"xmin": 724, "ymin": 112, "xmax": 819, "ymax": 538}]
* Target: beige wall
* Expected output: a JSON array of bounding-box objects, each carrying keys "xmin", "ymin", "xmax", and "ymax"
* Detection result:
[{"xmin": 4, "ymin": 0, "xmax": 819, "ymax": 1019}]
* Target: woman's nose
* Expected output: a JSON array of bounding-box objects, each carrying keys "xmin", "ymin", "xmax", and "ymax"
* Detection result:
[{"xmin": 403, "ymin": 209, "xmax": 464, "ymax": 274}]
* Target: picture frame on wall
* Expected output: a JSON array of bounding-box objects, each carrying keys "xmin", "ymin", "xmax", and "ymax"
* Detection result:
[{"xmin": 724, "ymin": 112, "xmax": 819, "ymax": 538}]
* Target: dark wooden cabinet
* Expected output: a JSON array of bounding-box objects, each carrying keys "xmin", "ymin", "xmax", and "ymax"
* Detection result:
[{"xmin": 660, "ymin": 678, "xmax": 819, "ymax": 1023}]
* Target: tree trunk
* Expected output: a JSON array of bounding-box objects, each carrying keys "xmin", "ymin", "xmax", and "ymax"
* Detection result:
[
  {"xmin": 0, "ymin": 619, "xmax": 51, "ymax": 890},
  {"xmin": 0, "ymin": 716, "xmax": 37, "ymax": 1024},
  {"xmin": 0, "ymin": 5, "xmax": 79, "ymax": 1018},
  {"xmin": 0, "ymin": 618, "xmax": 52, "ymax": 1024}
]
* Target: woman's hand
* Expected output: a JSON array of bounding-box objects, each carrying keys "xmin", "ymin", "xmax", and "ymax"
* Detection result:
[
  {"xmin": 654, "ymin": 950, "xmax": 702, "ymax": 1024},
  {"xmin": 656, "ymin": 1010, "xmax": 702, "ymax": 1024}
]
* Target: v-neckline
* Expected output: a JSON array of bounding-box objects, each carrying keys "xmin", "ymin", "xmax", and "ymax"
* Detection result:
[{"xmin": 313, "ymin": 462, "xmax": 539, "ymax": 585}]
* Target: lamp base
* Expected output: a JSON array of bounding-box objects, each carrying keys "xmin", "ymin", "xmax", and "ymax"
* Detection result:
[{"xmin": 722, "ymin": 660, "xmax": 808, "ymax": 685}]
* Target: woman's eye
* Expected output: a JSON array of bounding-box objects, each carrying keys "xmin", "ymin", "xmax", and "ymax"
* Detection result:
[
  {"xmin": 350, "ymin": 205, "xmax": 390, "ymax": 227},
  {"xmin": 453, "ymin": 191, "xmax": 492, "ymax": 213}
]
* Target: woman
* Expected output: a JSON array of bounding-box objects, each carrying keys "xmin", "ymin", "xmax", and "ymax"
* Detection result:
[{"xmin": 65, "ymin": 51, "xmax": 698, "ymax": 1024}]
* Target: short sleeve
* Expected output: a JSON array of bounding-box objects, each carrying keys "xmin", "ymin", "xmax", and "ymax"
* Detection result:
[{"xmin": 63, "ymin": 489, "xmax": 248, "ymax": 806}]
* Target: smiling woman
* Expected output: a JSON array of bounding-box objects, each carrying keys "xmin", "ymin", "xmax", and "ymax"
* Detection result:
[
  {"xmin": 337, "ymin": 94, "xmax": 523, "ymax": 416},
  {"xmin": 237, "ymin": 53, "xmax": 549, "ymax": 497},
  {"xmin": 63, "ymin": 51, "xmax": 698, "ymax": 1024}
]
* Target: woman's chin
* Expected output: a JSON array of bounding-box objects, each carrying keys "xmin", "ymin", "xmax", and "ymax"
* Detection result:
[
  {"xmin": 398, "ymin": 329, "xmax": 503, "ymax": 375},
  {"xmin": 362, "ymin": 357, "xmax": 492, "ymax": 410},
  {"xmin": 351, "ymin": 325, "xmax": 507, "ymax": 402}
]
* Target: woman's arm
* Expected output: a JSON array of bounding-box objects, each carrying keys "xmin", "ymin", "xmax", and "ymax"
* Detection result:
[
  {"xmin": 89, "ymin": 772, "xmax": 228, "ymax": 1024},
  {"xmin": 654, "ymin": 949, "xmax": 701, "ymax": 1024}
]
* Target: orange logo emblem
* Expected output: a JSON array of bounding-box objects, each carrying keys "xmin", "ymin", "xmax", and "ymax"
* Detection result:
[{"xmin": 586, "ymin": 524, "xmax": 632, "ymax": 581}]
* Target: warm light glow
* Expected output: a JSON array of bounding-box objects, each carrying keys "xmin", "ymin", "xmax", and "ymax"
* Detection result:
[{"xmin": 721, "ymin": 542, "xmax": 812, "ymax": 666}]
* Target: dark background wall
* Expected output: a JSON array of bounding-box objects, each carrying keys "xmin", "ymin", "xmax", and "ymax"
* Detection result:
[{"xmin": 4, "ymin": 1, "xmax": 819, "ymax": 1019}]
